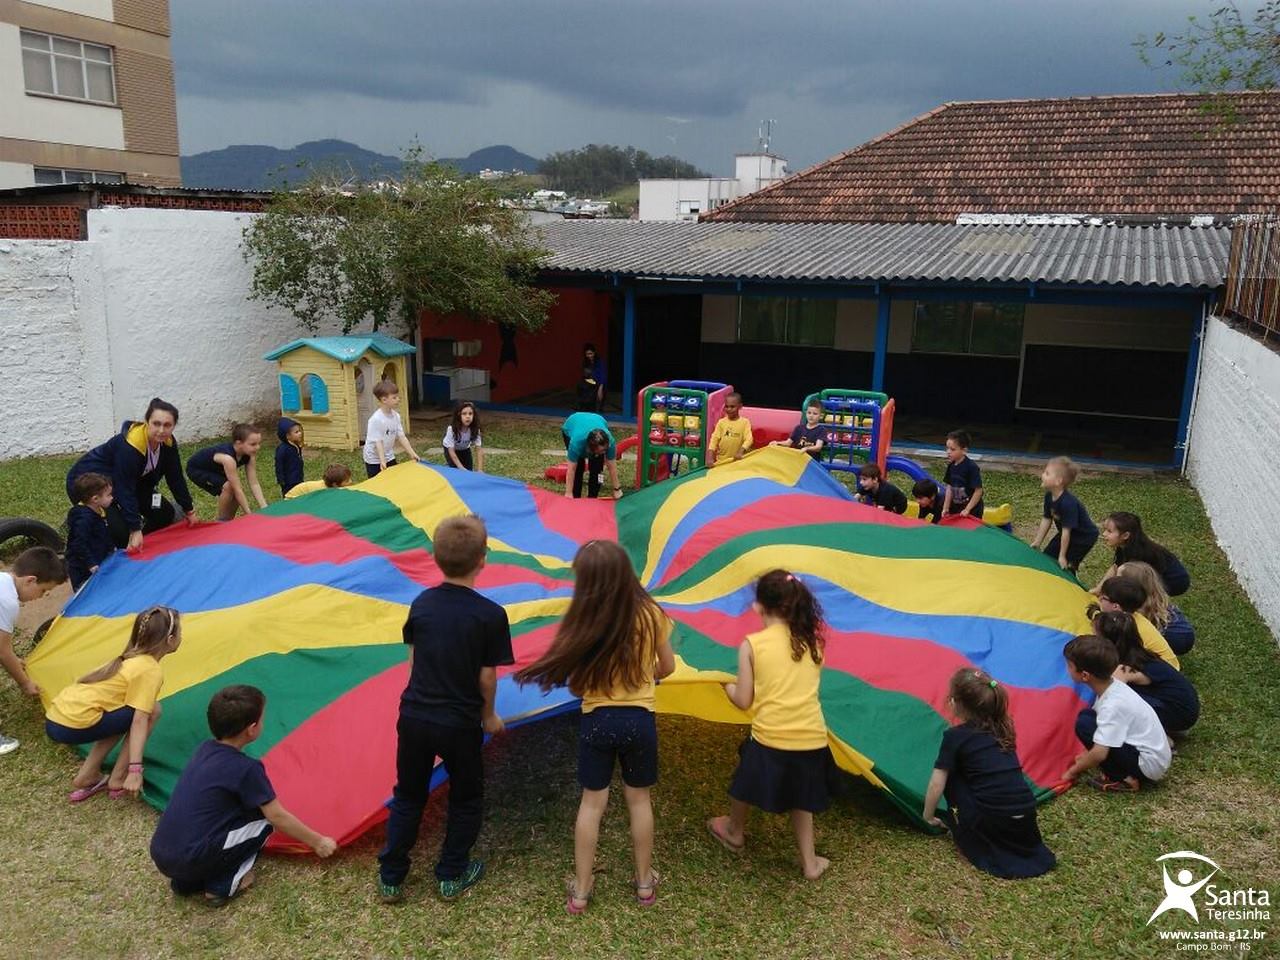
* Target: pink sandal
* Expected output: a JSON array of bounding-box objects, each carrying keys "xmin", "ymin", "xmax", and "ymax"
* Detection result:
[
  {"xmin": 565, "ymin": 879, "xmax": 592, "ymax": 915},
  {"xmin": 634, "ymin": 869, "xmax": 661, "ymax": 907},
  {"xmin": 68, "ymin": 775, "xmax": 109, "ymax": 803}
]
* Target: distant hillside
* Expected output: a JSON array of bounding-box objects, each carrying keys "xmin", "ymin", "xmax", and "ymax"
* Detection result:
[{"xmin": 180, "ymin": 140, "xmax": 541, "ymax": 190}]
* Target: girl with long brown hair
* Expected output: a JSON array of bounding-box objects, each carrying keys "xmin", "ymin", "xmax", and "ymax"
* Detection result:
[
  {"xmin": 46, "ymin": 605, "xmax": 181, "ymax": 802},
  {"xmin": 516, "ymin": 540, "xmax": 675, "ymax": 914},
  {"xmin": 921, "ymin": 668, "xmax": 1055, "ymax": 879},
  {"xmin": 707, "ymin": 570, "xmax": 834, "ymax": 880}
]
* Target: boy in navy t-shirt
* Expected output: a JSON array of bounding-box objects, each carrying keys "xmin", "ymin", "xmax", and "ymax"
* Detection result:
[
  {"xmin": 942, "ymin": 430, "xmax": 983, "ymax": 519},
  {"xmin": 772, "ymin": 400, "xmax": 826, "ymax": 460},
  {"xmin": 150, "ymin": 685, "xmax": 336, "ymax": 905},
  {"xmin": 857, "ymin": 463, "xmax": 908, "ymax": 514},
  {"xmin": 377, "ymin": 515, "xmax": 513, "ymax": 903},
  {"xmin": 912, "ymin": 478, "xmax": 943, "ymax": 524},
  {"xmin": 1029, "ymin": 456, "xmax": 1098, "ymax": 572}
]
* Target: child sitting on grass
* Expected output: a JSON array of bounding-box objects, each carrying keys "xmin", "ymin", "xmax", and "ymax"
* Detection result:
[
  {"xmin": 284, "ymin": 464, "xmax": 354, "ymax": 499},
  {"xmin": 46, "ymin": 606, "xmax": 179, "ymax": 801},
  {"xmin": 1062, "ymin": 633, "xmax": 1170, "ymax": 793},
  {"xmin": 912, "ymin": 478, "xmax": 943, "ymax": 524},
  {"xmin": 857, "ymin": 463, "xmax": 907, "ymax": 514},
  {"xmin": 1094, "ymin": 511, "xmax": 1190, "ymax": 597},
  {"xmin": 1095, "ymin": 577, "xmax": 1180, "ymax": 669},
  {"xmin": 516, "ymin": 540, "xmax": 676, "ymax": 914},
  {"xmin": 708, "ymin": 392, "xmax": 753, "ymax": 465},
  {"xmin": 1092, "ymin": 611, "xmax": 1199, "ymax": 736},
  {"xmin": 150, "ymin": 684, "xmax": 336, "ymax": 905},
  {"xmin": 708, "ymin": 570, "xmax": 834, "ymax": 880},
  {"xmin": 1028, "ymin": 456, "xmax": 1098, "ymax": 572},
  {"xmin": 186, "ymin": 424, "xmax": 268, "ymax": 521},
  {"xmin": 922, "ymin": 668, "xmax": 1055, "ymax": 879},
  {"xmin": 1117, "ymin": 560, "xmax": 1195, "ymax": 656},
  {"xmin": 771, "ymin": 400, "xmax": 825, "ymax": 460},
  {"xmin": 65, "ymin": 472, "xmax": 116, "ymax": 592},
  {"xmin": 0, "ymin": 547, "xmax": 67, "ymax": 756}
]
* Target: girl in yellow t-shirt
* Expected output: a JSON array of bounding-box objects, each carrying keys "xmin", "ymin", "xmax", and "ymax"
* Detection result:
[
  {"xmin": 516, "ymin": 541, "xmax": 675, "ymax": 914},
  {"xmin": 708, "ymin": 569, "xmax": 833, "ymax": 880},
  {"xmin": 46, "ymin": 605, "xmax": 181, "ymax": 803}
]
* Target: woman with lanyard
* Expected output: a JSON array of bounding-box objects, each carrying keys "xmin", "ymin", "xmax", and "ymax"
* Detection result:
[{"xmin": 66, "ymin": 398, "xmax": 197, "ymax": 552}]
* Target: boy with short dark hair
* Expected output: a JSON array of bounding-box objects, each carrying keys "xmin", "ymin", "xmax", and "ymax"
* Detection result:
[
  {"xmin": 708, "ymin": 392, "xmax": 753, "ymax": 466},
  {"xmin": 942, "ymin": 430, "xmax": 983, "ymax": 519},
  {"xmin": 0, "ymin": 547, "xmax": 67, "ymax": 755},
  {"xmin": 284, "ymin": 463, "xmax": 354, "ymax": 499},
  {"xmin": 912, "ymin": 478, "xmax": 943, "ymax": 524},
  {"xmin": 1062, "ymin": 634, "xmax": 1171, "ymax": 792},
  {"xmin": 378, "ymin": 515, "xmax": 513, "ymax": 903},
  {"xmin": 771, "ymin": 400, "xmax": 825, "ymax": 460},
  {"xmin": 66, "ymin": 472, "xmax": 116, "ymax": 591},
  {"xmin": 857, "ymin": 463, "xmax": 908, "ymax": 514},
  {"xmin": 274, "ymin": 418, "xmax": 305, "ymax": 497},
  {"xmin": 150, "ymin": 684, "xmax": 337, "ymax": 905}
]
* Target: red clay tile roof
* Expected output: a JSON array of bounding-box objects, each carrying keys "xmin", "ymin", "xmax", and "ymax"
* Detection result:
[{"xmin": 702, "ymin": 92, "xmax": 1280, "ymax": 223}]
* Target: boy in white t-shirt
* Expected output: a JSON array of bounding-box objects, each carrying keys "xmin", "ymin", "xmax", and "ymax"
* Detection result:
[
  {"xmin": 362, "ymin": 380, "xmax": 420, "ymax": 478},
  {"xmin": 1061, "ymin": 633, "xmax": 1171, "ymax": 792},
  {"xmin": 1, "ymin": 547, "xmax": 68, "ymax": 755}
]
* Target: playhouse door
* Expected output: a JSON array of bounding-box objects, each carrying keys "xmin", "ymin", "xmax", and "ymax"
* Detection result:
[{"xmin": 355, "ymin": 360, "xmax": 376, "ymax": 443}]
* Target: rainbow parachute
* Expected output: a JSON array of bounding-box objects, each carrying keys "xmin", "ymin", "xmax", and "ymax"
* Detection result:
[{"xmin": 29, "ymin": 448, "xmax": 1092, "ymax": 849}]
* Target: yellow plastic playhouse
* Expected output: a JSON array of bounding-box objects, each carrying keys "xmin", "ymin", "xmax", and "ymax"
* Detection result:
[{"xmin": 263, "ymin": 334, "xmax": 416, "ymax": 450}]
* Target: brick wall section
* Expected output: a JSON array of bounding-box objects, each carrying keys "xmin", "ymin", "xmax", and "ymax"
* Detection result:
[
  {"xmin": 115, "ymin": 48, "xmax": 180, "ymax": 160},
  {"xmin": 0, "ymin": 205, "xmax": 85, "ymax": 239},
  {"xmin": 1187, "ymin": 318, "xmax": 1280, "ymax": 642},
  {"xmin": 111, "ymin": 0, "xmax": 171, "ymax": 36}
]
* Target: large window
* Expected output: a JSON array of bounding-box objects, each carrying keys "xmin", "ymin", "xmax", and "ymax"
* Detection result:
[
  {"xmin": 738, "ymin": 297, "xmax": 836, "ymax": 347},
  {"xmin": 911, "ymin": 301, "xmax": 1023, "ymax": 356},
  {"xmin": 21, "ymin": 30, "xmax": 116, "ymax": 105},
  {"xmin": 34, "ymin": 168, "xmax": 124, "ymax": 186}
]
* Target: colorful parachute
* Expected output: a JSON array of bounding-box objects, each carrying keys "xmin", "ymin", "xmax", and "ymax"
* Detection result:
[{"xmin": 28, "ymin": 448, "xmax": 1093, "ymax": 850}]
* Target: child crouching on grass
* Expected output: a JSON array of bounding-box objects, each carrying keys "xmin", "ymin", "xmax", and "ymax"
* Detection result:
[
  {"xmin": 516, "ymin": 540, "xmax": 676, "ymax": 914},
  {"xmin": 65, "ymin": 472, "xmax": 116, "ymax": 592},
  {"xmin": 150, "ymin": 685, "xmax": 336, "ymax": 905},
  {"xmin": 922, "ymin": 668, "xmax": 1055, "ymax": 879},
  {"xmin": 708, "ymin": 570, "xmax": 834, "ymax": 880},
  {"xmin": 1, "ymin": 547, "xmax": 67, "ymax": 756},
  {"xmin": 45, "ymin": 606, "xmax": 179, "ymax": 802},
  {"xmin": 1028, "ymin": 456, "xmax": 1097, "ymax": 573}
]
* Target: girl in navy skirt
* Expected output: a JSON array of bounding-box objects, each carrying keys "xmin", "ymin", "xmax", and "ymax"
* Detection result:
[
  {"xmin": 442, "ymin": 401, "xmax": 484, "ymax": 472},
  {"xmin": 922, "ymin": 668, "xmax": 1056, "ymax": 879},
  {"xmin": 516, "ymin": 541, "xmax": 675, "ymax": 914},
  {"xmin": 708, "ymin": 570, "xmax": 834, "ymax": 880},
  {"xmin": 1093, "ymin": 610, "xmax": 1200, "ymax": 735},
  {"xmin": 1093, "ymin": 511, "xmax": 1191, "ymax": 597}
]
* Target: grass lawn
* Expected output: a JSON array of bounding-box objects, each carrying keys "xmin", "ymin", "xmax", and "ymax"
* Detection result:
[{"xmin": 1, "ymin": 413, "xmax": 1277, "ymax": 959}]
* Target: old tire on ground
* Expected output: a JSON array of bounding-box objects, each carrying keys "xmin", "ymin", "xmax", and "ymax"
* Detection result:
[{"xmin": 0, "ymin": 517, "xmax": 66, "ymax": 553}]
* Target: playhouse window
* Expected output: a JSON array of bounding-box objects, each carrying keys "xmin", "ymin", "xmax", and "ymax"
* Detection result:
[{"xmin": 296, "ymin": 373, "xmax": 330, "ymax": 415}]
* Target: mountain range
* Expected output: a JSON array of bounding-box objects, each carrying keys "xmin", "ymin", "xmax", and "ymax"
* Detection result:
[{"xmin": 180, "ymin": 140, "xmax": 541, "ymax": 190}]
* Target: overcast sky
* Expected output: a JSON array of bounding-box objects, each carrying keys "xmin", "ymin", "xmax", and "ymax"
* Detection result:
[{"xmin": 171, "ymin": 0, "xmax": 1218, "ymax": 173}]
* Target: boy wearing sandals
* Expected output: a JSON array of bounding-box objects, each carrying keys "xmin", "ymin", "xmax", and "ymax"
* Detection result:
[
  {"xmin": 150, "ymin": 685, "xmax": 336, "ymax": 905},
  {"xmin": 1061, "ymin": 634, "xmax": 1171, "ymax": 793},
  {"xmin": 377, "ymin": 515, "xmax": 512, "ymax": 903}
]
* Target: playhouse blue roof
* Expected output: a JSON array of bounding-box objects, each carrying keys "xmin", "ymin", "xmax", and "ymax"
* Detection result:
[{"xmin": 263, "ymin": 334, "xmax": 417, "ymax": 363}]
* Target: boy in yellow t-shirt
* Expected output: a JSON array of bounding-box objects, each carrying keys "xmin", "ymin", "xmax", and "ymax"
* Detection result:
[{"xmin": 708, "ymin": 392, "xmax": 753, "ymax": 465}]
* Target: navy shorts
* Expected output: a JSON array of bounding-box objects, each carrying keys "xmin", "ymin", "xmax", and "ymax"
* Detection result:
[
  {"xmin": 187, "ymin": 467, "xmax": 228, "ymax": 498},
  {"xmin": 46, "ymin": 706, "xmax": 135, "ymax": 745},
  {"xmin": 578, "ymin": 707, "xmax": 658, "ymax": 790},
  {"xmin": 365, "ymin": 460, "xmax": 394, "ymax": 478}
]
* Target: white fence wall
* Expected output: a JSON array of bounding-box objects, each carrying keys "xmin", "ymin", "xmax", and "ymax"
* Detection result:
[
  {"xmin": 0, "ymin": 207, "xmax": 347, "ymax": 460},
  {"xmin": 1187, "ymin": 317, "xmax": 1280, "ymax": 640}
]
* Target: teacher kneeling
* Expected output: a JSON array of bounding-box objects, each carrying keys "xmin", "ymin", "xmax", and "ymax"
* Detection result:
[
  {"xmin": 66, "ymin": 398, "xmax": 197, "ymax": 552},
  {"xmin": 561, "ymin": 411, "xmax": 621, "ymax": 500}
]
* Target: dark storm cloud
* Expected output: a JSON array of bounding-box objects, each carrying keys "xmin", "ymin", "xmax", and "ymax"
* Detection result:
[{"xmin": 169, "ymin": 0, "xmax": 1211, "ymax": 163}]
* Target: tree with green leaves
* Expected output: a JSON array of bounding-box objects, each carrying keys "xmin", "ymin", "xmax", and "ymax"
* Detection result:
[
  {"xmin": 241, "ymin": 152, "xmax": 556, "ymax": 335},
  {"xmin": 1136, "ymin": 2, "xmax": 1279, "ymax": 102}
]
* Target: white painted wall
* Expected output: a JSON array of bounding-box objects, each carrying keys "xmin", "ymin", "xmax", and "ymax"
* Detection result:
[
  {"xmin": 0, "ymin": 23, "xmax": 126, "ymax": 150},
  {"xmin": 24, "ymin": 0, "xmax": 114, "ymax": 19},
  {"xmin": 1186, "ymin": 318, "xmax": 1280, "ymax": 641},
  {"xmin": 0, "ymin": 160, "xmax": 34, "ymax": 189},
  {"xmin": 0, "ymin": 207, "xmax": 350, "ymax": 459},
  {"xmin": 639, "ymin": 179, "xmax": 738, "ymax": 221}
]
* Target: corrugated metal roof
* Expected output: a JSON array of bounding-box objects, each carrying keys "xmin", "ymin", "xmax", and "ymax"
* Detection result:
[{"xmin": 534, "ymin": 220, "xmax": 1230, "ymax": 289}]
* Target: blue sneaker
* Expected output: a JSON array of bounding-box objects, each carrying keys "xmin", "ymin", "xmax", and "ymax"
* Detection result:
[{"xmin": 438, "ymin": 860, "xmax": 484, "ymax": 900}]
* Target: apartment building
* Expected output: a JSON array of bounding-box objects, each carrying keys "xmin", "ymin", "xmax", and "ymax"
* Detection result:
[{"xmin": 0, "ymin": 0, "xmax": 180, "ymax": 188}]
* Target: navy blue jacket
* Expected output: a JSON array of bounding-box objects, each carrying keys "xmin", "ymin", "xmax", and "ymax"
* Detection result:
[
  {"xmin": 274, "ymin": 418, "xmax": 304, "ymax": 495},
  {"xmin": 65, "ymin": 504, "xmax": 115, "ymax": 591},
  {"xmin": 67, "ymin": 421, "xmax": 193, "ymax": 532}
]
